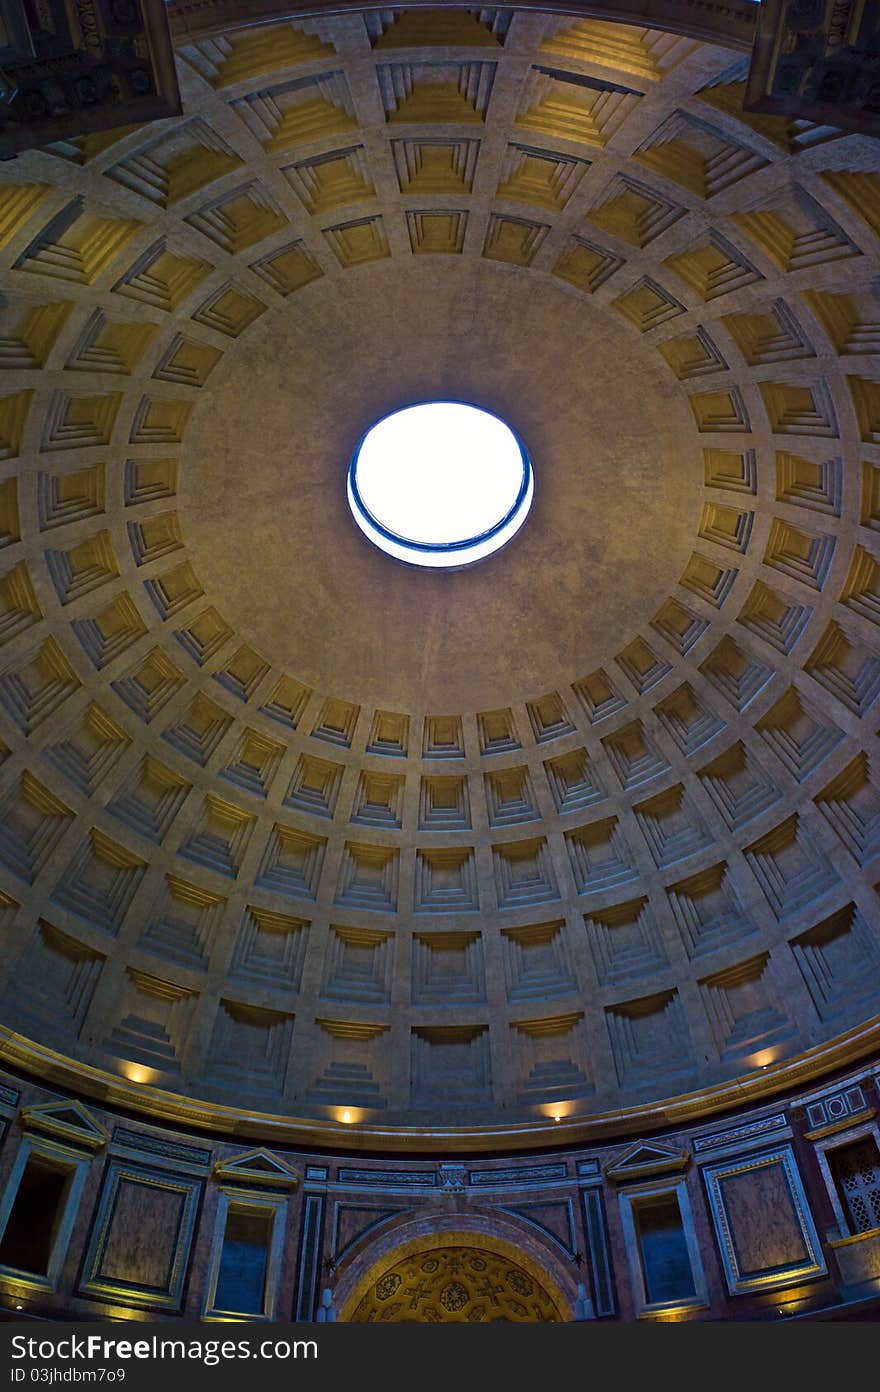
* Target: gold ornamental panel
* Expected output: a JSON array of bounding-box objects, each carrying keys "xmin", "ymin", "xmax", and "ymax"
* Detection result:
[{"xmin": 347, "ymin": 1243, "xmax": 566, "ymax": 1322}]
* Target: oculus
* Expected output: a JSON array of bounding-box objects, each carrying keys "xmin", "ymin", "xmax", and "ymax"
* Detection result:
[{"xmin": 347, "ymin": 401, "xmax": 533, "ymax": 569}]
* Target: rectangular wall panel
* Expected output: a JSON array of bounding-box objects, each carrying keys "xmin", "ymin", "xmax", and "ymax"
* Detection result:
[
  {"xmin": 582, "ymin": 1185, "xmax": 616, "ymax": 1317},
  {"xmin": 295, "ymin": 1193, "xmax": 325, "ymax": 1322},
  {"xmin": 78, "ymin": 1161, "xmax": 202, "ymax": 1311},
  {"xmin": 702, "ymin": 1146, "xmax": 826, "ymax": 1295}
]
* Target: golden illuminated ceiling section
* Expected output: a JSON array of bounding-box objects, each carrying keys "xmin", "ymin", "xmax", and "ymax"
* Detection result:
[
  {"xmin": 0, "ymin": 7, "xmax": 877, "ymax": 1136},
  {"xmin": 346, "ymin": 1243, "xmax": 567, "ymax": 1321}
]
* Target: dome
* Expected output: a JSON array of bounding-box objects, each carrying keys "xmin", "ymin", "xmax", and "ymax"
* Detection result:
[{"xmin": 0, "ymin": 1, "xmax": 878, "ymax": 1149}]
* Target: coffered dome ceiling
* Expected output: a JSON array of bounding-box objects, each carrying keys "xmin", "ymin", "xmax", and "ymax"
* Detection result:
[{"xmin": 0, "ymin": 3, "xmax": 879, "ymax": 1142}]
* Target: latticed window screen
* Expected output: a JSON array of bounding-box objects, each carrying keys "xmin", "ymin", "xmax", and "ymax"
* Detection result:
[{"xmin": 830, "ymin": 1138, "xmax": 880, "ymax": 1235}]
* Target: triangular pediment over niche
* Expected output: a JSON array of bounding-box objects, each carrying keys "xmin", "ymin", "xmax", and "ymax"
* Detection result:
[
  {"xmin": 21, "ymin": 1099, "xmax": 108, "ymax": 1150},
  {"xmin": 213, "ymin": 1147, "xmax": 300, "ymax": 1189},
  {"xmin": 604, "ymin": 1140, "xmax": 690, "ymax": 1182}
]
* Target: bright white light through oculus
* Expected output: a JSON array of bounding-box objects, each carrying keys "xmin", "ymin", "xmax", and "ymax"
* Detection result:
[{"xmin": 347, "ymin": 401, "xmax": 533, "ymax": 569}]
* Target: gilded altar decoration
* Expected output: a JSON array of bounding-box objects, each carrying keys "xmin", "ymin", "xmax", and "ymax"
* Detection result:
[{"xmin": 349, "ymin": 1245, "xmax": 565, "ymax": 1322}]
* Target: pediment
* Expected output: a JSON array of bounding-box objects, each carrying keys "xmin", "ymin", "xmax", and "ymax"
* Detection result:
[
  {"xmin": 20, "ymin": 1099, "xmax": 108, "ymax": 1151},
  {"xmin": 604, "ymin": 1141, "xmax": 690, "ymax": 1182},
  {"xmin": 213, "ymin": 1147, "xmax": 300, "ymax": 1190}
]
